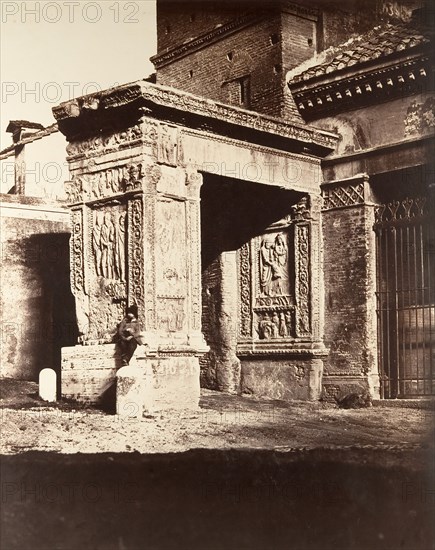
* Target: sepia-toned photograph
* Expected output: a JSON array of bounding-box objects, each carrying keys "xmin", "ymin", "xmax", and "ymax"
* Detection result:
[{"xmin": 0, "ymin": 1, "xmax": 434, "ymax": 548}]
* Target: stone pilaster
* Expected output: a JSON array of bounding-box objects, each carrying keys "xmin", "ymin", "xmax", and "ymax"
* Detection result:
[
  {"xmin": 237, "ymin": 193, "xmax": 327, "ymax": 401},
  {"xmin": 56, "ymin": 103, "xmax": 208, "ymax": 409},
  {"xmin": 321, "ymin": 174, "xmax": 380, "ymax": 399}
]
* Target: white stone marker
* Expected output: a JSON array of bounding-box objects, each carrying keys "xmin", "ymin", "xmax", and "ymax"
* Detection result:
[
  {"xmin": 116, "ymin": 365, "xmax": 143, "ymax": 418},
  {"xmin": 39, "ymin": 368, "xmax": 57, "ymax": 402}
]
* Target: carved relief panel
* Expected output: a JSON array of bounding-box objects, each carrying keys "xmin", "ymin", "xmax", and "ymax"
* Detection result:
[
  {"xmin": 65, "ymin": 163, "xmax": 146, "ymax": 204},
  {"xmin": 86, "ymin": 202, "xmax": 128, "ymax": 342},
  {"xmin": 91, "ymin": 208, "xmax": 127, "ymax": 283},
  {"xmin": 238, "ymin": 197, "xmax": 313, "ymax": 346},
  {"xmin": 157, "ymin": 124, "xmax": 178, "ymax": 166},
  {"xmin": 155, "ymin": 199, "xmax": 188, "ymax": 333},
  {"xmin": 254, "ymin": 228, "xmax": 296, "ymax": 341}
]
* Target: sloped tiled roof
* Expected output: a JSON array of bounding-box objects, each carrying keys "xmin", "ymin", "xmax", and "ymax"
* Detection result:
[{"xmin": 291, "ymin": 22, "xmax": 431, "ymax": 84}]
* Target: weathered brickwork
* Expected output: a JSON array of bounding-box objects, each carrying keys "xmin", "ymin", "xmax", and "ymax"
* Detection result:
[
  {"xmin": 200, "ymin": 256, "xmax": 221, "ymax": 390},
  {"xmin": 281, "ymin": 12, "xmax": 317, "ymax": 72},
  {"xmin": 200, "ymin": 252, "xmax": 240, "ymax": 393},
  {"xmin": 154, "ymin": 8, "xmax": 317, "ymax": 120},
  {"xmin": 321, "ymin": 183, "xmax": 379, "ymax": 397},
  {"xmin": 156, "ymin": 2, "xmax": 255, "ymax": 54},
  {"xmin": 156, "ymin": 17, "xmax": 287, "ymax": 118}
]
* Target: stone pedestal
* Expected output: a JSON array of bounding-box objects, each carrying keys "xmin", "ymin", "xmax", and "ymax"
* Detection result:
[
  {"xmin": 118, "ymin": 349, "xmax": 201, "ymax": 413},
  {"xmin": 240, "ymin": 356, "xmax": 324, "ymax": 401},
  {"xmin": 62, "ymin": 343, "xmax": 201, "ymax": 411},
  {"xmin": 235, "ymin": 194, "xmax": 328, "ymax": 400},
  {"xmin": 61, "ymin": 344, "xmax": 119, "ymax": 404}
]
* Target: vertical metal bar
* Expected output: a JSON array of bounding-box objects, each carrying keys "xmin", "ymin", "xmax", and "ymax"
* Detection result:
[
  {"xmin": 406, "ymin": 225, "xmax": 412, "ymax": 398},
  {"xmin": 425, "ymin": 206, "xmax": 434, "ymax": 396},
  {"xmin": 419, "ymin": 222, "xmax": 426, "ymax": 395},
  {"xmin": 413, "ymin": 224, "xmax": 419, "ymax": 396},
  {"xmin": 375, "ymin": 226, "xmax": 383, "ymax": 399},
  {"xmin": 385, "ymin": 227, "xmax": 392, "ymax": 397},
  {"xmin": 399, "ymin": 225, "xmax": 405, "ymax": 397},
  {"xmin": 393, "ymin": 226, "xmax": 400, "ymax": 398}
]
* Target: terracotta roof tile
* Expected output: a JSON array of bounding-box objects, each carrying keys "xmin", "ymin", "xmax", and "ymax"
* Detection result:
[{"xmin": 291, "ymin": 22, "xmax": 431, "ymax": 84}]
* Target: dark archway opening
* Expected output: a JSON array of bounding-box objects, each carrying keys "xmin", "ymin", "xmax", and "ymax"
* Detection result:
[{"xmin": 200, "ymin": 173, "xmax": 302, "ymax": 391}]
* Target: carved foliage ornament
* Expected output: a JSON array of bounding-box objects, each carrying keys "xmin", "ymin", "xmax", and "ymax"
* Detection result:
[
  {"xmin": 71, "ymin": 208, "xmax": 84, "ymax": 294},
  {"xmin": 189, "ymin": 201, "xmax": 201, "ymax": 331},
  {"xmin": 239, "ymin": 243, "xmax": 251, "ymax": 338},
  {"xmin": 295, "ymin": 224, "xmax": 310, "ymax": 336},
  {"xmin": 128, "ymin": 197, "xmax": 145, "ymax": 326}
]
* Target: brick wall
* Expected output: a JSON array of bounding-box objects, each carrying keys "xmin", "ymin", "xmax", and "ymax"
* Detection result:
[
  {"xmin": 156, "ymin": 1, "xmax": 256, "ymax": 54},
  {"xmin": 281, "ymin": 11, "xmax": 317, "ymax": 72},
  {"xmin": 156, "ymin": 16, "xmax": 288, "ymax": 117},
  {"xmin": 321, "ymin": 198, "xmax": 378, "ymax": 397}
]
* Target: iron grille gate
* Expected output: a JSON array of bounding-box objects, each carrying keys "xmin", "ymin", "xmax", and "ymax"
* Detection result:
[{"xmin": 374, "ymin": 195, "xmax": 435, "ymax": 398}]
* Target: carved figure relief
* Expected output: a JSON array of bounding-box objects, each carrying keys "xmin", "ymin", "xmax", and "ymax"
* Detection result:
[
  {"xmin": 66, "ymin": 124, "xmax": 144, "ymax": 158},
  {"xmin": 259, "ymin": 232, "xmax": 289, "ymax": 296},
  {"xmin": 279, "ymin": 312, "xmax": 288, "ymax": 338},
  {"xmin": 100, "ymin": 212, "xmax": 115, "ymax": 279},
  {"xmin": 75, "ymin": 293, "xmax": 90, "ymax": 343},
  {"xmin": 66, "ymin": 164, "xmax": 146, "ymax": 204},
  {"xmin": 158, "ymin": 125, "xmax": 177, "ymax": 165},
  {"xmin": 92, "ymin": 210, "xmax": 126, "ymax": 281},
  {"xmin": 257, "ymin": 309, "xmax": 294, "ymax": 340},
  {"xmin": 92, "ymin": 211, "xmax": 103, "ymax": 276},
  {"xmin": 157, "ymin": 297, "xmax": 186, "ymax": 332},
  {"xmin": 291, "ymin": 196, "xmax": 310, "ymax": 221},
  {"xmin": 114, "ymin": 212, "xmax": 126, "ymax": 282},
  {"xmin": 65, "ymin": 180, "xmax": 82, "ymax": 204}
]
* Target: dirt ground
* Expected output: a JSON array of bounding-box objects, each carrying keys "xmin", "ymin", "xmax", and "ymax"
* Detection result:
[
  {"xmin": 1, "ymin": 379, "xmax": 434, "ymax": 550},
  {"xmin": 0, "ymin": 379, "xmax": 434, "ymax": 457}
]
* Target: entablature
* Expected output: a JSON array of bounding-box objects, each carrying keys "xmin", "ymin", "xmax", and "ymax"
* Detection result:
[{"xmin": 53, "ymin": 81, "xmax": 338, "ymax": 158}]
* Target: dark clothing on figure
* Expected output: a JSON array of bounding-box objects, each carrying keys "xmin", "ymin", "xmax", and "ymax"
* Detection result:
[{"xmin": 117, "ymin": 317, "xmax": 140, "ymax": 365}]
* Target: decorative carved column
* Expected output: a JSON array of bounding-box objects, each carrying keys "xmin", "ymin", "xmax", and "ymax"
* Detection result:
[
  {"xmin": 54, "ymin": 94, "xmax": 208, "ymax": 409},
  {"xmin": 237, "ymin": 194, "xmax": 326, "ymax": 401}
]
